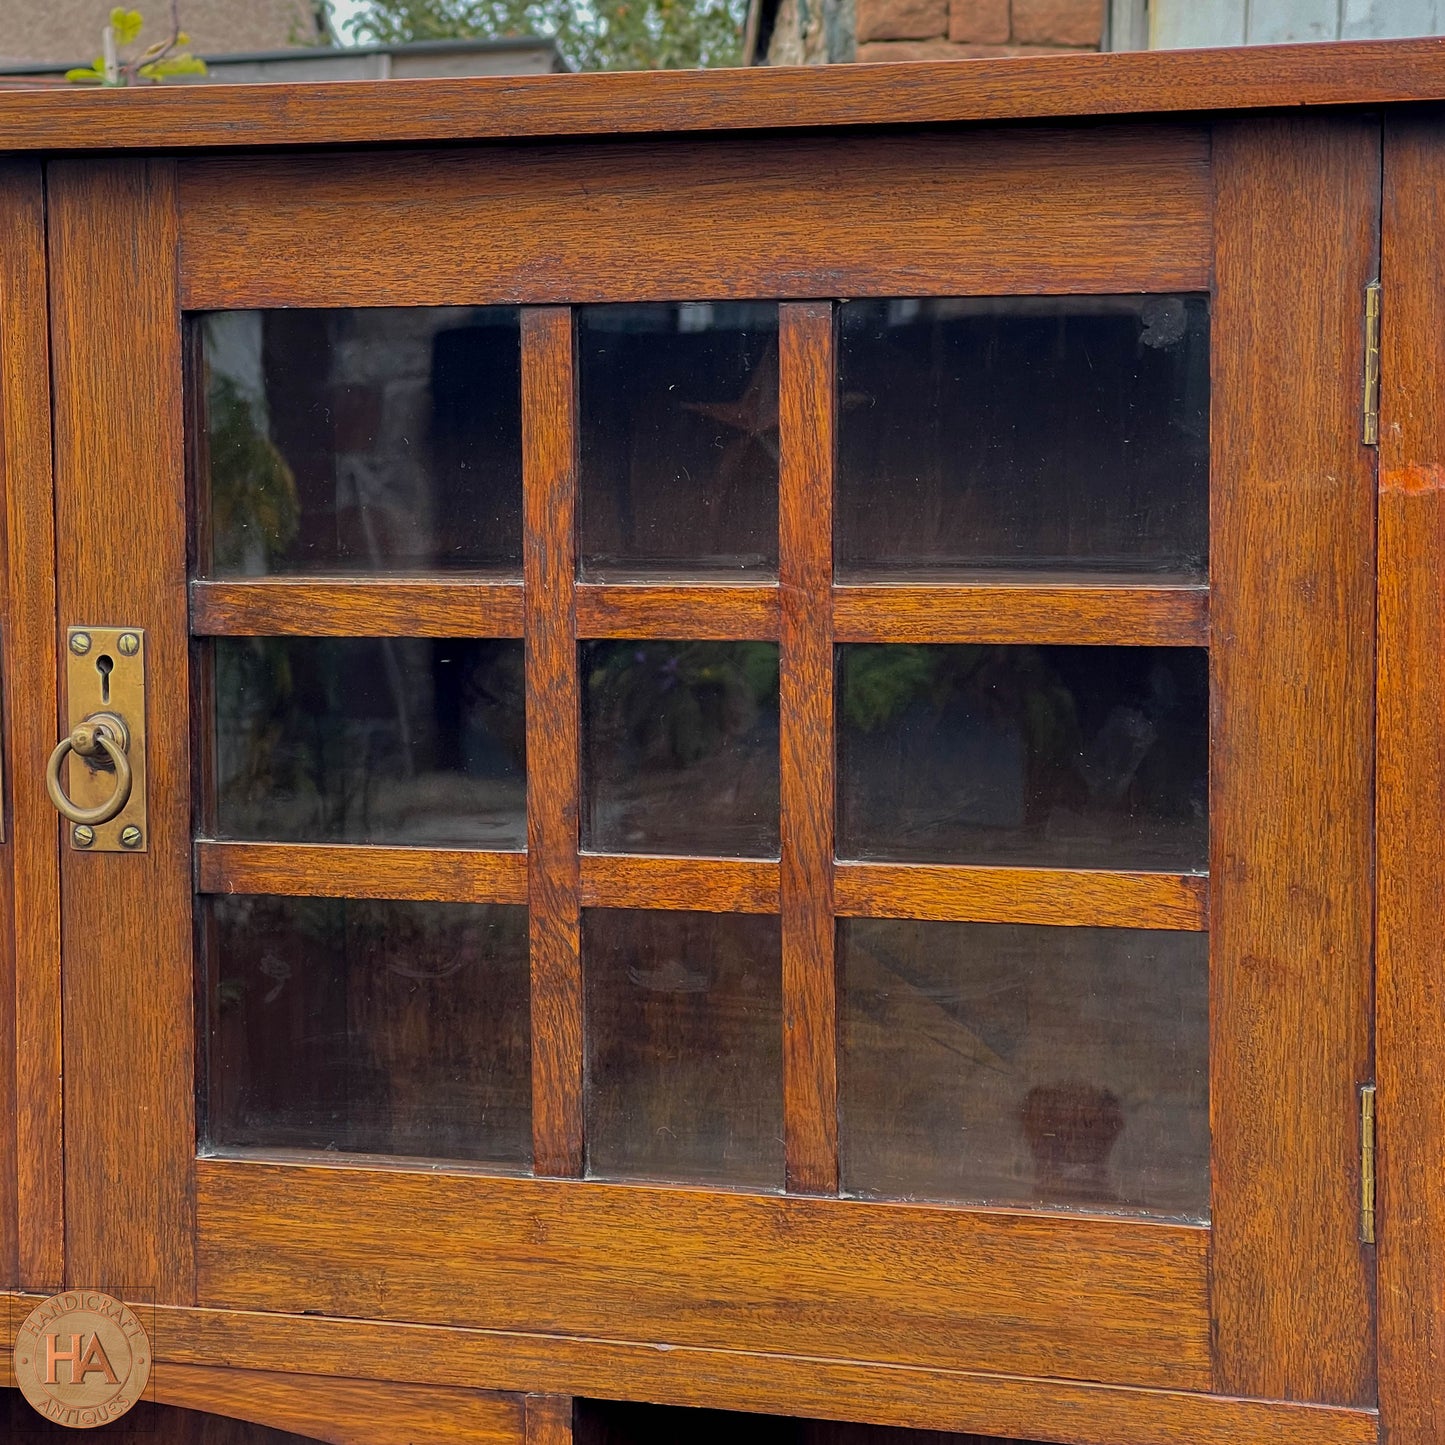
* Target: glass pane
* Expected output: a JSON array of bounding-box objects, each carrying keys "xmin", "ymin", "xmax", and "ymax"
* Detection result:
[
  {"xmin": 582, "ymin": 641, "xmax": 780, "ymax": 857},
  {"xmin": 839, "ymin": 919, "xmax": 1208, "ymax": 1217},
  {"xmin": 584, "ymin": 909, "xmax": 783, "ymax": 1188},
  {"xmin": 211, "ymin": 636, "xmax": 526, "ymax": 848},
  {"xmin": 205, "ymin": 895, "xmax": 530, "ymax": 1164},
  {"xmin": 837, "ymin": 644, "xmax": 1208, "ymax": 871},
  {"xmin": 836, "ymin": 296, "xmax": 1209, "ymax": 577},
  {"xmin": 579, "ymin": 303, "xmax": 779, "ymax": 575},
  {"xmin": 199, "ymin": 307, "xmax": 522, "ymax": 575}
]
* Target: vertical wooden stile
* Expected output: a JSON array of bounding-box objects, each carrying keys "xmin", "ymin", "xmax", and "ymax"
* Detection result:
[
  {"xmin": 526, "ymin": 1394, "xmax": 575, "ymax": 1445},
  {"xmin": 523, "ymin": 307, "xmax": 584, "ymax": 1178},
  {"xmin": 0, "ymin": 158, "xmax": 60, "ymax": 1291},
  {"xmin": 48, "ymin": 159, "xmax": 194, "ymax": 1299},
  {"xmin": 778, "ymin": 302, "xmax": 838, "ymax": 1196},
  {"xmin": 1377, "ymin": 113, "xmax": 1445, "ymax": 1445},
  {"xmin": 1210, "ymin": 117, "xmax": 1378, "ymax": 1404}
]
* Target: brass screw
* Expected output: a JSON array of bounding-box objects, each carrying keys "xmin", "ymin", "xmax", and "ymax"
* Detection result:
[
  {"xmin": 72, "ymin": 825, "xmax": 95, "ymax": 848},
  {"xmin": 119, "ymin": 826, "xmax": 143, "ymax": 850},
  {"xmin": 69, "ymin": 632, "xmax": 91, "ymax": 656},
  {"xmin": 117, "ymin": 633, "xmax": 140, "ymax": 657}
]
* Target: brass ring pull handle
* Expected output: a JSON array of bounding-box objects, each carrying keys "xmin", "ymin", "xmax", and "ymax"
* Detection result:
[{"xmin": 46, "ymin": 712, "xmax": 133, "ymax": 827}]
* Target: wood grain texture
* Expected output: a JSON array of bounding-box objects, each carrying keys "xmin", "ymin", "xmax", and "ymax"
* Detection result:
[
  {"xmin": 1377, "ymin": 111, "xmax": 1445, "ymax": 1445},
  {"xmin": 196, "ymin": 842, "xmax": 527, "ymax": 905},
  {"xmin": 779, "ymin": 303, "xmax": 838, "ymax": 1198},
  {"xmin": 576, "ymin": 583, "xmax": 777, "ymax": 640},
  {"xmin": 0, "ymin": 159, "xmax": 61, "ymax": 1292},
  {"xmin": 194, "ymin": 1159, "xmax": 1209, "ymax": 1390},
  {"xmin": 833, "ymin": 582, "xmax": 1209, "ymax": 646},
  {"xmin": 190, "ymin": 578, "xmax": 524, "ymax": 638},
  {"xmin": 835, "ymin": 863, "xmax": 1207, "ymax": 930},
  {"xmin": 1210, "ymin": 117, "xmax": 1378, "ymax": 1405},
  {"xmin": 154, "ymin": 1363, "xmax": 526, "ymax": 1445},
  {"xmin": 0, "ymin": 1292, "xmax": 1379, "ymax": 1445},
  {"xmin": 523, "ymin": 308, "xmax": 583, "ymax": 1180},
  {"xmin": 526, "ymin": 1395, "xmax": 574, "ymax": 1445},
  {"xmin": 579, "ymin": 855, "xmax": 778, "ymax": 913},
  {"xmin": 177, "ymin": 127, "xmax": 1210, "ymax": 308},
  {"xmin": 0, "ymin": 40, "xmax": 1442, "ymax": 151},
  {"xmin": 48, "ymin": 159, "xmax": 195, "ymax": 1301}
]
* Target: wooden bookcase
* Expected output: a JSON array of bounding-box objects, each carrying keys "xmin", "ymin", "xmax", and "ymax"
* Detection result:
[{"xmin": 0, "ymin": 37, "xmax": 1440, "ymax": 1445}]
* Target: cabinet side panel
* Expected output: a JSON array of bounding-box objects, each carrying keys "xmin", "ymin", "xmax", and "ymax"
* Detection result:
[
  {"xmin": 1377, "ymin": 109, "xmax": 1445, "ymax": 1445},
  {"xmin": 1211, "ymin": 115, "xmax": 1378, "ymax": 1404},
  {"xmin": 47, "ymin": 159, "xmax": 194, "ymax": 1300},
  {"xmin": 0, "ymin": 158, "xmax": 62, "ymax": 1292}
]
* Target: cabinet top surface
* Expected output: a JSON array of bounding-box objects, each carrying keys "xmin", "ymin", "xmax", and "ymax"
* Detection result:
[{"xmin": 1, "ymin": 35, "xmax": 1444, "ymax": 154}]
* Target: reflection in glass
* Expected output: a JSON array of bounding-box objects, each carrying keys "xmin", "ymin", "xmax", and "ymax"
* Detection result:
[
  {"xmin": 839, "ymin": 919, "xmax": 1208, "ymax": 1217},
  {"xmin": 837, "ymin": 644, "xmax": 1207, "ymax": 871},
  {"xmin": 836, "ymin": 296, "xmax": 1209, "ymax": 576},
  {"xmin": 585, "ymin": 909, "xmax": 783, "ymax": 1188},
  {"xmin": 579, "ymin": 303, "xmax": 779, "ymax": 575},
  {"xmin": 582, "ymin": 641, "xmax": 780, "ymax": 857},
  {"xmin": 211, "ymin": 636, "xmax": 526, "ymax": 847},
  {"xmin": 204, "ymin": 895, "xmax": 530, "ymax": 1163},
  {"xmin": 199, "ymin": 307, "xmax": 522, "ymax": 575}
]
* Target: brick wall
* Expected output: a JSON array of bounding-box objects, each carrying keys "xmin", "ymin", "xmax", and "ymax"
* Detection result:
[{"xmin": 855, "ymin": 0, "xmax": 1103, "ymax": 62}]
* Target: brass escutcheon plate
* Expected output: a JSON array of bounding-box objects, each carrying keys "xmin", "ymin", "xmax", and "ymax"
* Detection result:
[
  {"xmin": 65, "ymin": 627, "xmax": 147, "ymax": 852},
  {"xmin": 13, "ymin": 1290, "xmax": 152, "ymax": 1429}
]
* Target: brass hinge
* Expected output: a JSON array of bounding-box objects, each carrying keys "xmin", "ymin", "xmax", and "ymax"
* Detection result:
[
  {"xmin": 1364, "ymin": 281, "xmax": 1381, "ymax": 445},
  {"xmin": 1360, "ymin": 1083, "xmax": 1377, "ymax": 1244}
]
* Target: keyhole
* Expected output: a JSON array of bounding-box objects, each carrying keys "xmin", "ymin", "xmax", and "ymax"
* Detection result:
[{"xmin": 96, "ymin": 654, "xmax": 114, "ymax": 704}]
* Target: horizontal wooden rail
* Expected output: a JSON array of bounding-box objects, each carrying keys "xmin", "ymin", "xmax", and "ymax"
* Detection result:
[
  {"xmin": 196, "ymin": 1158, "xmax": 1210, "ymax": 1391},
  {"xmin": 579, "ymin": 854, "xmax": 780, "ymax": 913},
  {"xmin": 196, "ymin": 841, "xmax": 528, "ymax": 905},
  {"xmin": 190, "ymin": 577, "xmax": 524, "ymax": 637},
  {"xmin": 192, "ymin": 577, "xmax": 1207, "ymax": 648},
  {"xmin": 576, "ymin": 582, "xmax": 779, "ymax": 640},
  {"xmin": 179, "ymin": 129, "xmax": 1209, "ymax": 310},
  {"xmin": 0, "ymin": 1286, "xmax": 1379, "ymax": 1445},
  {"xmin": 835, "ymin": 862, "xmax": 1209, "ymax": 930},
  {"xmin": 197, "ymin": 844, "xmax": 1206, "ymax": 930},
  {"xmin": 834, "ymin": 581, "xmax": 1209, "ymax": 647}
]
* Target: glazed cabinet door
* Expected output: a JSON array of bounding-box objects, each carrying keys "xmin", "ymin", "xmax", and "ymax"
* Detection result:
[{"xmin": 38, "ymin": 116, "xmax": 1378, "ymax": 1442}]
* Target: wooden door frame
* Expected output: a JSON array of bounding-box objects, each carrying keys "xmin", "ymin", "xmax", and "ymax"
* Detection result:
[
  {"xmin": 1376, "ymin": 107, "xmax": 1445, "ymax": 1445},
  {"xmin": 1209, "ymin": 114, "xmax": 1379, "ymax": 1407},
  {"xmin": 0, "ymin": 157, "xmax": 63, "ymax": 1297},
  {"xmin": 24, "ymin": 113, "xmax": 1382, "ymax": 1443}
]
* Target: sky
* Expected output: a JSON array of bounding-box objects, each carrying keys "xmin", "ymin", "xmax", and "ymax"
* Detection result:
[{"xmin": 326, "ymin": 0, "xmax": 369, "ymax": 40}]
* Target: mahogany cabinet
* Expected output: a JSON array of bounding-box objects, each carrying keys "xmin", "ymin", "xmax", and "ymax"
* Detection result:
[{"xmin": 0, "ymin": 36, "xmax": 1442, "ymax": 1445}]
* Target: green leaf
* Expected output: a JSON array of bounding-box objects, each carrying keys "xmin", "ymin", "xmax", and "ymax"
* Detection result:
[
  {"xmin": 110, "ymin": 8, "xmax": 145, "ymax": 45},
  {"xmin": 64, "ymin": 64, "xmax": 107, "ymax": 83},
  {"xmin": 140, "ymin": 54, "xmax": 208, "ymax": 79}
]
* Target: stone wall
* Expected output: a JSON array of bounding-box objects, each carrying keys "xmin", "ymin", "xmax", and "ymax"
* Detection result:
[{"xmin": 855, "ymin": 0, "xmax": 1103, "ymax": 62}]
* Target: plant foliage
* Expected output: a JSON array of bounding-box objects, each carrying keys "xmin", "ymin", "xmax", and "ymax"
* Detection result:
[
  {"xmin": 66, "ymin": 6, "xmax": 207, "ymax": 85},
  {"xmin": 339, "ymin": 0, "xmax": 747, "ymax": 71}
]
